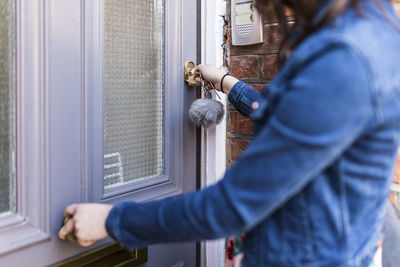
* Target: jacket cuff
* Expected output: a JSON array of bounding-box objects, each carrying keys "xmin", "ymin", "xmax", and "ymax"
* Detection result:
[
  {"xmin": 228, "ymin": 80, "xmax": 246, "ymax": 106},
  {"xmin": 228, "ymin": 81, "xmax": 259, "ymax": 117},
  {"xmin": 105, "ymin": 202, "xmax": 126, "ymax": 242}
]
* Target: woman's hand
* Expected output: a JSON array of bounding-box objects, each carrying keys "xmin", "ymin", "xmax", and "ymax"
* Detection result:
[
  {"xmin": 194, "ymin": 65, "xmax": 226, "ymax": 91},
  {"xmin": 194, "ymin": 64, "xmax": 239, "ymax": 95},
  {"xmin": 58, "ymin": 203, "xmax": 113, "ymax": 247}
]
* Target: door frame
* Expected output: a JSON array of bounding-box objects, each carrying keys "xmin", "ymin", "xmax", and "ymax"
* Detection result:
[{"xmin": 200, "ymin": 0, "xmax": 227, "ymax": 266}]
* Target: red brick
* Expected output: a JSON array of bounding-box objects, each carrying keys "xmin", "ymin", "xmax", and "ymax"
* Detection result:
[
  {"xmin": 260, "ymin": 6, "xmax": 294, "ymax": 23},
  {"xmin": 256, "ymin": 3, "xmax": 293, "ymax": 22},
  {"xmin": 264, "ymin": 24, "xmax": 284, "ymax": 51},
  {"xmin": 249, "ymin": 83, "xmax": 265, "ymax": 93},
  {"xmin": 262, "ymin": 54, "xmax": 278, "ymax": 80},
  {"xmin": 230, "ymin": 56, "xmax": 260, "ymax": 79},
  {"xmin": 230, "ymin": 41, "xmax": 265, "ymax": 53},
  {"xmin": 229, "ymin": 111, "xmax": 254, "ymax": 135},
  {"xmin": 257, "ymin": 3, "xmax": 277, "ymax": 23},
  {"xmin": 229, "ymin": 139, "xmax": 251, "ymax": 161}
]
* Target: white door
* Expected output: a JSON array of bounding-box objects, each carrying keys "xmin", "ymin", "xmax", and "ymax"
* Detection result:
[{"xmin": 0, "ymin": 0, "xmax": 199, "ymax": 266}]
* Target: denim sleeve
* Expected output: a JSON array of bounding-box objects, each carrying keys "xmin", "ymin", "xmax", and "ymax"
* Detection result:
[
  {"xmin": 106, "ymin": 45, "xmax": 373, "ymax": 250},
  {"xmin": 228, "ymin": 81, "xmax": 262, "ymax": 117}
]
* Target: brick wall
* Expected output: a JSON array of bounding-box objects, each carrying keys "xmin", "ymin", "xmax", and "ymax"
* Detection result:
[{"xmin": 226, "ymin": 4, "xmax": 292, "ymax": 165}]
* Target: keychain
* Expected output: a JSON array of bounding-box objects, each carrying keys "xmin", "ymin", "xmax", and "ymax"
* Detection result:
[
  {"xmin": 189, "ymin": 73, "xmax": 225, "ymax": 129},
  {"xmin": 200, "ymin": 73, "xmax": 221, "ymax": 100}
]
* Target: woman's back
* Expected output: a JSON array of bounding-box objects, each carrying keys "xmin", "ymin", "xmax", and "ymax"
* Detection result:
[{"xmin": 238, "ymin": 1, "xmax": 400, "ymax": 266}]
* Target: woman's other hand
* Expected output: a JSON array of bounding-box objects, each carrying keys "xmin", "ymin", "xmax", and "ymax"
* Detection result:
[{"xmin": 58, "ymin": 203, "xmax": 113, "ymax": 247}]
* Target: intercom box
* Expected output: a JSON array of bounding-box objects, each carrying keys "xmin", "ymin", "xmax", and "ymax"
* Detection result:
[{"xmin": 231, "ymin": 0, "xmax": 264, "ymax": 46}]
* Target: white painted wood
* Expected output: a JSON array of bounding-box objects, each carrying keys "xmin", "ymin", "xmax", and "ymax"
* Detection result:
[{"xmin": 201, "ymin": 1, "xmax": 228, "ymax": 267}]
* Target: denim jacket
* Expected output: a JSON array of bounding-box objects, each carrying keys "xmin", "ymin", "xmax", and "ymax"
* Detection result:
[{"xmin": 106, "ymin": 1, "xmax": 400, "ymax": 266}]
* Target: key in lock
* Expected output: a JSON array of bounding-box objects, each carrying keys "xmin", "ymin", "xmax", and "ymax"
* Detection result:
[
  {"xmin": 184, "ymin": 60, "xmax": 201, "ymax": 87},
  {"xmin": 62, "ymin": 216, "xmax": 78, "ymax": 244}
]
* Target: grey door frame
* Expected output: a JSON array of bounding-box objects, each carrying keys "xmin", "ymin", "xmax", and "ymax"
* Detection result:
[{"xmin": 0, "ymin": 0, "xmax": 199, "ymax": 265}]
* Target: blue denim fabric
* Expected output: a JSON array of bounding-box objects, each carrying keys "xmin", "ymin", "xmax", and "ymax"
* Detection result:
[{"xmin": 106, "ymin": 1, "xmax": 400, "ymax": 266}]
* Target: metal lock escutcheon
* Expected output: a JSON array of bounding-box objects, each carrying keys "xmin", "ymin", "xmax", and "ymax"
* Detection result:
[{"xmin": 184, "ymin": 60, "xmax": 201, "ymax": 86}]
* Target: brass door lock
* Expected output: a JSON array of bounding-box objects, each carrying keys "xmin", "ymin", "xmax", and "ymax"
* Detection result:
[
  {"xmin": 62, "ymin": 216, "xmax": 78, "ymax": 243},
  {"xmin": 184, "ymin": 60, "xmax": 201, "ymax": 86}
]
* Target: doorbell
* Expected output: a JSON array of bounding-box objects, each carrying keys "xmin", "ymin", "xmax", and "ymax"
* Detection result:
[{"xmin": 231, "ymin": 0, "xmax": 264, "ymax": 46}]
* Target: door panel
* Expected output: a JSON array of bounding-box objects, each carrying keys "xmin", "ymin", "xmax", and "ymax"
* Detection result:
[{"xmin": 0, "ymin": 0, "xmax": 198, "ymax": 265}]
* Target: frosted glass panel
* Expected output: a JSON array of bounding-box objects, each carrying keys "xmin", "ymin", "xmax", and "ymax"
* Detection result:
[
  {"xmin": 104, "ymin": 0, "xmax": 164, "ymax": 189},
  {"xmin": 0, "ymin": 0, "xmax": 15, "ymax": 215}
]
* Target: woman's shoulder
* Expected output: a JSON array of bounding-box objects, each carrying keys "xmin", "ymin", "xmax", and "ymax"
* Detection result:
[
  {"xmin": 290, "ymin": 1, "xmax": 400, "ymax": 67},
  {"xmin": 285, "ymin": 5, "xmax": 400, "ymax": 95}
]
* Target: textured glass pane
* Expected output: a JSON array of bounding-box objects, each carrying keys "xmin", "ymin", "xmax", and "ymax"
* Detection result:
[
  {"xmin": 0, "ymin": 0, "xmax": 15, "ymax": 215},
  {"xmin": 104, "ymin": 0, "xmax": 164, "ymax": 189}
]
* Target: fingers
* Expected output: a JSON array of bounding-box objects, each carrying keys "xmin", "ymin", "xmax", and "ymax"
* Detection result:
[
  {"xmin": 64, "ymin": 204, "xmax": 78, "ymax": 217},
  {"xmin": 194, "ymin": 64, "xmax": 203, "ymax": 72},
  {"xmin": 58, "ymin": 216, "xmax": 74, "ymax": 240},
  {"xmin": 80, "ymin": 240, "xmax": 96, "ymax": 247},
  {"xmin": 59, "ymin": 203, "xmax": 111, "ymax": 248},
  {"xmin": 193, "ymin": 65, "xmax": 203, "ymax": 80},
  {"xmin": 59, "ymin": 203, "xmax": 77, "ymax": 241},
  {"xmin": 194, "ymin": 64, "xmax": 209, "ymax": 75},
  {"xmin": 76, "ymin": 236, "xmax": 96, "ymax": 247},
  {"xmin": 58, "ymin": 212, "xmax": 97, "ymax": 247}
]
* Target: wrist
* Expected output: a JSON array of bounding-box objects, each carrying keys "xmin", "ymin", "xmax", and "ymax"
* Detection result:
[
  {"xmin": 216, "ymin": 70, "xmax": 227, "ymax": 86},
  {"xmin": 221, "ymin": 75, "xmax": 239, "ymax": 96},
  {"xmin": 220, "ymin": 73, "xmax": 231, "ymax": 94}
]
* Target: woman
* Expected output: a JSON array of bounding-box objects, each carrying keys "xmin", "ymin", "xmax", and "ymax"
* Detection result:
[{"xmin": 59, "ymin": 0, "xmax": 400, "ymax": 265}]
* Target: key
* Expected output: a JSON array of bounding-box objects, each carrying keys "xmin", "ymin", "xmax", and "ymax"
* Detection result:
[{"xmin": 199, "ymin": 73, "xmax": 221, "ymax": 100}]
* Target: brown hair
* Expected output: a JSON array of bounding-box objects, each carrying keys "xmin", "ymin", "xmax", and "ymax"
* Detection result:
[{"xmin": 254, "ymin": 0, "xmax": 397, "ymax": 66}]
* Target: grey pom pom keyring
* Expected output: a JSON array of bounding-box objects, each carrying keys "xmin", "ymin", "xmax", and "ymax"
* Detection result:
[
  {"xmin": 189, "ymin": 98, "xmax": 225, "ymax": 128},
  {"xmin": 189, "ymin": 73, "xmax": 225, "ymax": 128}
]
